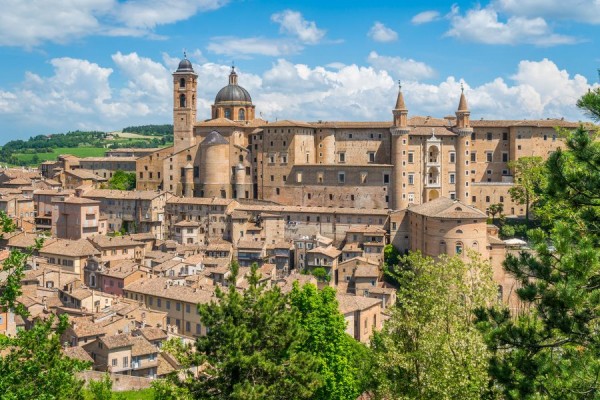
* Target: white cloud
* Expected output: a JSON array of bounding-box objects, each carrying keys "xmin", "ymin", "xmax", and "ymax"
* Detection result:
[
  {"xmin": 411, "ymin": 11, "xmax": 441, "ymax": 25},
  {"xmin": 495, "ymin": 0, "xmax": 600, "ymax": 24},
  {"xmin": 367, "ymin": 51, "xmax": 435, "ymax": 81},
  {"xmin": 367, "ymin": 22, "xmax": 398, "ymax": 42},
  {"xmin": 0, "ymin": 0, "xmax": 229, "ymax": 47},
  {"xmin": 115, "ymin": 0, "xmax": 228, "ymax": 29},
  {"xmin": 207, "ymin": 36, "xmax": 303, "ymax": 57},
  {"xmin": 446, "ymin": 5, "xmax": 578, "ymax": 46},
  {"xmin": 0, "ymin": 0, "xmax": 113, "ymax": 47},
  {"xmin": 271, "ymin": 10, "xmax": 326, "ymax": 44},
  {"xmin": 0, "ymin": 55, "xmax": 595, "ymax": 138}
]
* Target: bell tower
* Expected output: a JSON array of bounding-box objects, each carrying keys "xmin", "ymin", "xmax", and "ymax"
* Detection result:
[{"xmin": 173, "ymin": 54, "xmax": 198, "ymax": 153}]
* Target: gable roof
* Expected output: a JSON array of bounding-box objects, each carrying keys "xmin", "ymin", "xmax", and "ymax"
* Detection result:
[{"xmin": 408, "ymin": 197, "xmax": 487, "ymax": 219}]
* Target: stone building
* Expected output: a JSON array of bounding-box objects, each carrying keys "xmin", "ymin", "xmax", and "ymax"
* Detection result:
[
  {"xmin": 82, "ymin": 189, "xmax": 172, "ymax": 239},
  {"xmin": 135, "ymin": 57, "xmax": 580, "ymax": 217}
]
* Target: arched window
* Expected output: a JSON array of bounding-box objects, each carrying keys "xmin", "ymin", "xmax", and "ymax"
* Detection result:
[
  {"xmin": 179, "ymin": 78, "xmax": 185, "ymax": 88},
  {"xmin": 472, "ymin": 241, "xmax": 479, "ymax": 251},
  {"xmin": 179, "ymin": 94, "xmax": 186, "ymax": 107},
  {"xmin": 224, "ymin": 108, "xmax": 232, "ymax": 119},
  {"xmin": 238, "ymin": 108, "xmax": 245, "ymax": 121},
  {"xmin": 239, "ymin": 155, "xmax": 243, "ymax": 162},
  {"xmin": 455, "ymin": 242, "xmax": 463, "ymax": 255},
  {"xmin": 187, "ymin": 155, "xmax": 192, "ymax": 161}
]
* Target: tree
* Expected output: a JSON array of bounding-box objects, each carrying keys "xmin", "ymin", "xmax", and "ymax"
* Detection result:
[
  {"xmin": 372, "ymin": 251, "xmax": 497, "ymax": 400},
  {"xmin": 310, "ymin": 266, "xmax": 330, "ymax": 282},
  {"xmin": 87, "ymin": 374, "xmax": 113, "ymax": 400},
  {"xmin": 107, "ymin": 170, "xmax": 136, "ymax": 191},
  {"xmin": 508, "ymin": 156, "xmax": 546, "ymax": 221},
  {"xmin": 289, "ymin": 283, "xmax": 372, "ymax": 400},
  {"xmin": 0, "ymin": 211, "xmax": 90, "ymax": 399},
  {"xmin": 184, "ymin": 262, "xmax": 322, "ymax": 399},
  {"xmin": 488, "ymin": 203, "xmax": 504, "ymax": 222},
  {"xmin": 476, "ymin": 89, "xmax": 600, "ymax": 399}
]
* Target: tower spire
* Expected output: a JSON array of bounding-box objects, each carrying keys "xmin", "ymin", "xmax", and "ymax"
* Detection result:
[
  {"xmin": 394, "ymin": 80, "xmax": 407, "ymax": 111},
  {"xmin": 458, "ymin": 83, "xmax": 468, "ymax": 112}
]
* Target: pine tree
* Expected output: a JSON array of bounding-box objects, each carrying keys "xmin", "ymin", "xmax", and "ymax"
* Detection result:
[{"xmin": 476, "ymin": 89, "xmax": 600, "ymax": 399}]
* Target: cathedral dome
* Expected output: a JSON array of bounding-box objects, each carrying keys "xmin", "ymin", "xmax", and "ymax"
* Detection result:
[{"xmin": 214, "ymin": 66, "xmax": 252, "ymax": 105}]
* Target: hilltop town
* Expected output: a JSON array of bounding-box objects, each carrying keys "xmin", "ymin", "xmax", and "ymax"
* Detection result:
[{"xmin": 0, "ymin": 57, "xmax": 594, "ymax": 395}]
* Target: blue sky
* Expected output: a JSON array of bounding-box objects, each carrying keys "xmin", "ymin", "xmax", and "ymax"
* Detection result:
[{"xmin": 0, "ymin": 0, "xmax": 598, "ymax": 142}]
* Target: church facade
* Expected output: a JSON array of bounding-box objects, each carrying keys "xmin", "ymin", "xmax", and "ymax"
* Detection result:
[{"xmin": 136, "ymin": 57, "xmax": 578, "ymax": 216}]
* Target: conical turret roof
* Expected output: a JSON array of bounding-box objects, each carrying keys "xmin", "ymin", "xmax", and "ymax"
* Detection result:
[{"xmin": 457, "ymin": 85, "xmax": 469, "ymax": 112}]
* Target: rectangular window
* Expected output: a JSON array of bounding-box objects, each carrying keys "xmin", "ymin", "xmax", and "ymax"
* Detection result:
[
  {"xmin": 112, "ymin": 358, "xmax": 117, "ymax": 367},
  {"xmin": 368, "ymin": 152, "xmax": 375, "ymax": 163},
  {"xmin": 408, "ymin": 174, "xmax": 414, "ymax": 185},
  {"xmin": 186, "ymin": 321, "xmax": 191, "ymax": 332},
  {"xmin": 408, "ymin": 193, "xmax": 415, "ymax": 203},
  {"xmin": 338, "ymin": 172, "xmax": 345, "ymax": 183},
  {"xmin": 339, "ymin": 152, "xmax": 346, "ymax": 163},
  {"xmin": 502, "ymin": 152, "xmax": 509, "ymax": 162},
  {"xmin": 449, "ymin": 173, "xmax": 455, "ymax": 184},
  {"xmin": 196, "ymin": 323, "xmax": 201, "ymax": 334},
  {"xmin": 449, "ymin": 152, "xmax": 455, "ymax": 163},
  {"xmin": 166, "ymin": 300, "xmax": 170, "ymax": 310},
  {"xmin": 449, "ymin": 192, "xmax": 456, "ymax": 200},
  {"xmin": 296, "ymin": 172, "xmax": 302, "ymax": 183},
  {"xmin": 470, "ymin": 152, "xmax": 476, "ymax": 162},
  {"xmin": 407, "ymin": 152, "xmax": 414, "ymax": 163},
  {"xmin": 157, "ymin": 298, "xmax": 161, "ymax": 307},
  {"xmin": 176, "ymin": 302, "xmax": 181, "ymax": 311},
  {"xmin": 123, "ymin": 356, "xmax": 128, "ymax": 368},
  {"xmin": 186, "ymin": 304, "xmax": 190, "ymax": 313},
  {"xmin": 383, "ymin": 173, "xmax": 390, "ymax": 184},
  {"xmin": 502, "ymin": 132, "xmax": 508, "ymax": 140},
  {"xmin": 486, "ymin": 152, "xmax": 493, "ymax": 162},
  {"xmin": 487, "ymin": 132, "xmax": 493, "ymax": 140}
]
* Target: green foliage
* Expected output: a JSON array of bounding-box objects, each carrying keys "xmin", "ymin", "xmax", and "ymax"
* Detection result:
[
  {"xmin": 184, "ymin": 262, "xmax": 322, "ymax": 399},
  {"xmin": 122, "ymin": 124, "xmax": 173, "ymax": 137},
  {"xmin": 0, "ymin": 211, "xmax": 44, "ymax": 316},
  {"xmin": 87, "ymin": 374, "xmax": 113, "ymax": 400},
  {"xmin": 576, "ymin": 87, "xmax": 600, "ymax": 122},
  {"xmin": 372, "ymin": 251, "xmax": 497, "ymax": 400},
  {"xmin": 0, "ymin": 211, "xmax": 88, "ymax": 400},
  {"xmin": 289, "ymin": 283, "xmax": 372, "ymax": 399},
  {"xmin": 477, "ymin": 90, "xmax": 600, "ymax": 399},
  {"xmin": 508, "ymin": 156, "xmax": 546, "ymax": 221},
  {"xmin": 0, "ymin": 314, "xmax": 90, "ymax": 400},
  {"xmin": 488, "ymin": 203, "xmax": 504, "ymax": 221},
  {"xmin": 151, "ymin": 378, "xmax": 191, "ymax": 400},
  {"xmin": 310, "ymin": 266, "xmax": 330, "ymax": 282},
  {"xmin": 383, "ymin": 243, "xmax": 401, "ymax": 267},
  {"xmin": 108, "ymin": 170, "xmax": 136, "ymax": 191}
]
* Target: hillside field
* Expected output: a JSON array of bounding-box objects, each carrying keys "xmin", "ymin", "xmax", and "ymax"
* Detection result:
[{"xmin": 13, "ymin": 147, "xmax": 107, "ymax": 163}]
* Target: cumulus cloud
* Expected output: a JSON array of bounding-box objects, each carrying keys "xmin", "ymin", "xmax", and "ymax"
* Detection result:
[
  {"xmin": 271, "ymin": 10, "xmax": 326, "ymax": 44},
  {"xmin": 367, "ymin": 51, "xmax": 435, "ymax": 81},
  {"xmin": 0, "ymin": 0, "xmax": 229, "ymax": 47},
  {"xmin": 367, "ymin": 22, "xmax": 398, "ymax": 42},
  {"xmin": 0, "ymin": 54, "xmax": 595, "ymax": 138},
  {"xmin": 446, "ymin": 5, "xmax": 578, "ymax": 46},
  {"xmin": 115, "ymin": 0, "xmax": 228, "ymax": 29},
  {"xmin": 207, "ymin": 37, "xmax": 303, "ymax": 57},
  {"xmin": 495, "ymin": 0, "xmax": 600, "ymax": 24},
  {"xmin": 411, "ymin": 11, "xmax": 441, "ymax": 25}
]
